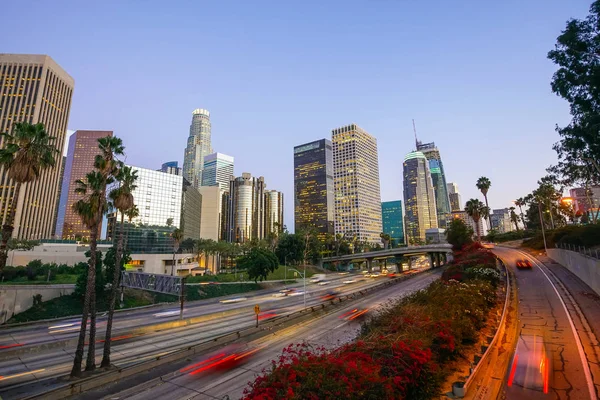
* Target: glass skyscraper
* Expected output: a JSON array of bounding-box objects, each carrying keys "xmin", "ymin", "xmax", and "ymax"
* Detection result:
[
  {"xmin": 416, "ymin": 141, "xmax": 451, "ymax": 228},
  {"xmin": 381, "ymin": 201, "xmax": 404, "ymax": 246},
  {"xmin": 226, "ymin": 173, "xmax": 266, "ymax": 243},
  {"xmin": 293, "ymin": 139, "xmax": 334, "ymax": 238},
  {"xmin": 160, "ymin": 161, "xmax": 182, "ymax": 176},
  {"xmin": 265, "ymin": 190, "xmax": 284, "ymax": 235},
  {"xmin": 447, "ymin": 182, "xmax": 462, "ymax": 212},
  {"xmin": 202, "ymin": 152, "xmax": 234, "ymax": 192},
  {"xmin": 403, "ymin": 151, "xmax": 438, "ymax": 244},
  {"xmin": 183, "ymin": 108, "xmax": 212, "ymax": 188}
]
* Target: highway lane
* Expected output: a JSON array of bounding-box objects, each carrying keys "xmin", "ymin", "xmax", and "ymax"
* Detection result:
[
  {"xmin": 0, "ymin": 271, "xmax": 424, "ymax": 398},
  {"xmin": 85, "ymin": 268, "xmax": 443, "ymax": 400},
  {"xmin": 493, "ymin": 247, "xmax": 597, "ymax": 400}
]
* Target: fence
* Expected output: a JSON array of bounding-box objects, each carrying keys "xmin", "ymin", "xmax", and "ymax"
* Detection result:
[{"xmin": 556, "ymin": 242, "xmax": 600, "ymax": 260}]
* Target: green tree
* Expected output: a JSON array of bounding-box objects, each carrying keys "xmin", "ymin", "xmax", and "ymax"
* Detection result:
[
  {"xmin": 380, "ymin": 233, "xmax": 391, "ymax": 250},
  {"xmin": 275, "ymin": 232, "xmax": 305, "ymax": 265},
  {"xmin": 102, "ymin": 246, "xmax": 131, "ymax": 287},
  {"xmin": 476, "ymin": 177, "xmax": 492, "ymax": 229},
  {"xmin": 514, "ymin": 198, "xmax": 527, "ymax": 229},
  {"xmin": 0, "ymin": 122, "xmax": 58, "ymax": 273},
  {"xmin": 238, "ymin": 248, "xmax": 278, "ymax": 283},
  {"xmin": 445, "ymin": 218, "xmax": 474, "ymax": 250},
  {"xmin": 465, "ymin": 199, "xmax": 486, "ymax": 242},
  {"xmin": 510, "ymin": 207, "xmax": 520, "ymax": 231},
  {"xmin": 74, "ymin": 250, "xmax": 105, "ymax": 300},
  {"xmin": 171, "ymin": 228, "xmax": 184, "ymax": 276}
]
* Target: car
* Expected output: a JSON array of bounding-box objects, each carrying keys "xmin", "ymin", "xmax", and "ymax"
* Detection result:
[
  {"xmin": 219, "ymin": 297, "xmax": 248, "ymax": 304},
  {"xmin": 516, "ymin": 259, "xmax": 533, "ymax": 269},
  {"xmin": 343, "ymin": 279, "xmax": 357, "ymax": 284},
  {"xmin": 318, "ymin": 281, "xmax": 329, "ymax": 286},
  {"xmin": 508, "ymin": 335, "xmax": 551, "ymax": 393},
  {"xmin": 339, "ymin": 308, "xmax": 369, "ymax": 321}
]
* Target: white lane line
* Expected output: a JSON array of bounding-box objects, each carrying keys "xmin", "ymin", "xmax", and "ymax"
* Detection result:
[{"xmin": 514, "ymin": 249, "xmax": 596, "ymax": 400}]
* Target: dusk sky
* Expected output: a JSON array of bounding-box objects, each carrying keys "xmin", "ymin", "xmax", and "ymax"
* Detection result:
[{"xmin": 3, "ymin": 0, "xmax": 591, "ymax": 231}]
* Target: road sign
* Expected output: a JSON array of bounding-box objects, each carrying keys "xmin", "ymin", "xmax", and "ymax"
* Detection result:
[{"xmin": 254, "ymin": 305, "xmax": 260, "ymax": 314}]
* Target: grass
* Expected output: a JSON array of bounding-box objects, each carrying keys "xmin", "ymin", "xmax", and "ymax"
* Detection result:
[{"xmin": 0, "ymin": 274, "xmax": 78, "ymax": 285}]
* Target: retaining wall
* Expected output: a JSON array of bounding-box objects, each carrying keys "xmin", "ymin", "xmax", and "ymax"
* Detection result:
[
  {"xmin": 547, "ymin": 248, "xmax": 600, "ymax": 297},
  {"xmin": 0, "ymin": 284, "xmax": 75, "ymax": 324}
]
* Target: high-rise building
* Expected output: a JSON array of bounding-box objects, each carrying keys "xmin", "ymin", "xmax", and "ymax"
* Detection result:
[
  {"xmin": 447, "ymin": 182, "xmax": 462, "ymax": 212},
  {"xmin": 451, "ymin": 211, "xmax": 487, "ymax": 238},
  {"xmin": 202, "ymin": 152, "xmax": 234, "ymax": 192},
  {"xmin": 199, "ymin": 186, "xmax": 223, "ymax": 241},
  {"xmin": 293, "ymin": 139, "xmax": 334, "ymax": 238},
  {"xmin": 416, "ymin": 141, "xmax": 451, "ymax": 228},
  {"xmin": 381, "ymin": 200, "xmax": 404, "ymax": 246},
  {"xmin": 160, "ymin": 161, "xmax": 182, "ymax": 176},
  {"xmin": 569, "ymin": 186, "xmax": 600, "ymax": 216},
  {"xmin": 55, "ymin": 130, "xmax": 112, "ymax": 239},
  {"xmin": 0, "ymin": 54, "xmax": 74, "ymax": 240},
  {"xmin": 403, "ymin": 151, "xmax": 438, "ymax": 244},
  {"xmin": 265, "ymin": 190, "xmax": 284, "ymax": 235},
  {"xmin": 490, "ymin": 208, "xmax": 514, "ymax": 234},
  {"xmin": 332, "ymin": 124, "xmax": 382, "ymax": 244},
  {"xmin": 183, "ymin": 108, "xmax": 212, "ymax": 188},
  {"xmin": 181, "ymin": 179, "xmax": 201, "ymax": 240},
  {"xmin": 226, "ymin": 173, "xmax": 265, "ymax": 243}
]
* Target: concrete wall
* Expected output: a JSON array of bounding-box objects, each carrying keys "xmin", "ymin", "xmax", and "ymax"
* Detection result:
[
  {"xmin": 547, "ymin": 248, "xmax": 600, "ymax": 297},
  {"xmin": 0, "ymin": 284, "xmax": 75, "ymax": 324}
]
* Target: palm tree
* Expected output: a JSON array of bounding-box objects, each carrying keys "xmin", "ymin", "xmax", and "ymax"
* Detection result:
[
  {"xmin": 124, "ymin": 205, "xmax": 139, "ymax": 250},
  {"xmin": 171, "ymin": 228, "xmax": 184, "ymax": 276},
  {"xmin": 514, "ymin": 198, "xmax": 527, "ymax": 229},
  {"xmin": 465, "ymin": 198, "xmax": 486, "ymax": 242},
  {"xmin": 101, "ymin": 166, "xmax": 137, "ymax": 368},
  {"xmin": 476, "ymin": 177, "xmax": 492, "ymax": 229},
  {"xmin": 0, "ymin": 123, "xmax": 58, "ymax": 273},
  {"xmin": 509, "ymin": 207, "xmax": 520, "ymax": 231}
]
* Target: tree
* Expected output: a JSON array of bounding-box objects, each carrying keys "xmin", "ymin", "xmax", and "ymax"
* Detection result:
[
  {"xmin": 476, "ymin": 177, "xmax": 492, "ymax": 229},
  {"xmin": 465, "ymin": 199, "xmax": 486, "ymax": 242},
  {"xmin": 171, "ymin": 228, "xmax": 183, "ymax": 276},
  {"xmin": 102, "ymin": 165, "xmax": 137, "ymax": 368},
  {"xmin": 74, "ymin": 250, "xmax": 105, "ymax": 300},
  {"xmin": 514, "ymin": 198, "xmax": 527, "ymax": 229},
  {"xmin": 445, "ymin": 218, "xmax": 473, "ymax": 250},
  {"xmin": 124, "ymin": 205, "xmax": 139, "ymax": 250},
  {"xmin": 380, "ymin": 233, "xmax": 391, "ymax": 250},
  {"xmin": 547, "ymin": 1, "xmax": 600, "ymax": 183},
  {"xmin": 238, "ymin": 248, "xmax": 278, "ymax": 282},
  {"xmin": 0, "ymin": 122, "xmax": 58, "ymax": 273},
  {"xmin": 102, "ymin": 246, "xmax": 131, "ymax": 289},
  {"xmin": 509, "ymin": 207, "xmax": 520, "ymax": 231},
  {"xmin": 275, "ymin": 232, "xmax": 304, "ymax": 266}
]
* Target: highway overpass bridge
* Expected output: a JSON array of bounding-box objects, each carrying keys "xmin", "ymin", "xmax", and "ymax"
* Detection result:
[{"xmin": 321, "ymin": 244, "xmax": 453, "ymax": 271}]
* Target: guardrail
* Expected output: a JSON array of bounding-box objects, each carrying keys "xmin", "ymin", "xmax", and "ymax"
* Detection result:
[
  {"xmin": 20, "ymin": 269, "xmax": 434, "ymax": 400},
  {"xmin": 556, "ymin": 242, "xmax": 600, "ymax": 259}
]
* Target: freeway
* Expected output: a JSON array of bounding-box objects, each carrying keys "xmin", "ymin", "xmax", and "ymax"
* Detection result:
[
  {"xmin": 0, "ymin": 269, "xmax": 426, "ymax": 399},
  {"xmin": 78, "ymin": 268, "xmax": 444, "ymax": 400},
  {"xmin": 493, "ymin": 247, "xmax": 600, "ymax": 400}
]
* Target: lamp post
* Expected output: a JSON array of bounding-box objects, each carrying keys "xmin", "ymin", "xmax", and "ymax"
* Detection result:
[
  {"xmin": 288, "ymin": 265, "xmax": 306, "ymax": 309},
  {"xmin": 561, "ymin": 197, "xmax": 576, "ymax": 224},
  {"xmin": 537, "ymin": 200, "xmax": 548, "ymax": 252}
]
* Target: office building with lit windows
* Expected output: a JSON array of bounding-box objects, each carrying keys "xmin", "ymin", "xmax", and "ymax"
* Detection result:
[
  {"xmin": 183, "ymin": 108, "xmax": 212, "ymax": 188},
  {"xmin": 403, "ymin": 151, "xmax": 438, "ymax": 244},
  {"xmin": 0, "ymin": 54, "xmax": 74, "ymax": 240},
  {"xmin": 226, "ymin": 173, "xmax": 266, "ymax": 243},
  {"xmin": 293, "ymin": 139, "xmax": 334, "ymax": 238},
  {"xmin": 160, "ymin": 161, "xmax": 182, "ymax": 176},
  {"xmin": 416, "ymin": 141, "xmax": 451, "ymax": 228},
  {"xmin": 202, "ymin": 152, "xmax": 234, "ymax": 192},
  {"xmin": 447, "ymin": 182, "xmax": 462, "ymax": 212},
  {"xmin": 55, "ymin": 130, "xmax": 112, "ymax": 239},
  {"xmin": 381, "ymin": 200, "xmax": 404, "ymax": 246},
  {"xmin": 332, "ymin": 124, "xmax": 382, "ymax": 244},
  {"xmin": 265, "ymin": 190, "xmax": 284, "ymax": 235}
]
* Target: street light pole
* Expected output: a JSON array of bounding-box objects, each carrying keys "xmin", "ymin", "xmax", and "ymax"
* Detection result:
[{"xmin": 538, "ymin": 200, "xmax": 548, "ymax": 252}]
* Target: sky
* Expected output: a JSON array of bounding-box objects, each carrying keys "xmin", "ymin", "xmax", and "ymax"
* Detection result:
[{"xmin": 3, "ymin": 0, "xmax": 592, "ymax": 232}]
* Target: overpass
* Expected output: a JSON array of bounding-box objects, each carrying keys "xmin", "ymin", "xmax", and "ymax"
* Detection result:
[{"xmin": 321, "ymin": 244, "xmax": 453, "ymax": 271}]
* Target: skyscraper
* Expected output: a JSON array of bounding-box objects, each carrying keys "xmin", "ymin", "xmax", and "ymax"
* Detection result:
[
  {"xmin": 293, "ymin": 139, "xmax": 334, "ymax": 238},
  {"xmin": 160, "ymin": 161, "xmax": 182, "ymax": 176},
  {"xmin": 381, "ymin": 201, "xmax": 404, "ymax": 246},
  {"xmin": 55, "ymin": 130, "xmax": 113, "ymax": 239},
  {"xmin": 265, "ymin": 190, "xmax": 284, "ymax": 235},
  {"xmin": 332, "ymin": 124, "xmax": 383, "ymax": 244},
  {"xmin": 416, "ymin": 141, "xmax": 451, "ymax": 228},
  {"xmin": 202, "ymin": 152, "xmax": 234, "ymax": 192},
  {"xmin": 447, "ymin": 182, "xmax": 462, "ymax": 212},
  {"xmin": 183, "ymin": 108, "xmax": 212, "ymax": 188},
  {"xmin": 0, "ymin": 54, "xmax": 74, "ymax": 240},
  {"xmin": 226, "ymin": 173, "xmax": 266, "ymax": 243},
  {"xmin": 403, "ymin": 151, "xmax": 438, "ymax": 244}
]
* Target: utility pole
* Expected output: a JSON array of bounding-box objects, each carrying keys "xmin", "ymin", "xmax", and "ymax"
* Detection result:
[
  {"xmin": 179, "ymin": 277, "xmax": 186, "ymax": 320},
  {"xmin": 537, "ymin": 201, "xmax": 548, "ymax": 252}
]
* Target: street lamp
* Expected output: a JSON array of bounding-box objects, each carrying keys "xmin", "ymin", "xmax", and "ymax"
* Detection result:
[
  {"xmin": 561, "ymin": 197, "xmax": 576, "ymax": 223},
  {"xmin": 288, "ymin": 265, "xmax": 306, "ymax": 309}
]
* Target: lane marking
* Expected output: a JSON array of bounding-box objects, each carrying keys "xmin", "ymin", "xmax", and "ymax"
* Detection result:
[
  {"xmin": 514, "ymin": 249, "xmax": 596, "ymax": 400},
  {"xmin": 0, "ymin": 368, "xmax": 45, "ymax": 381}
]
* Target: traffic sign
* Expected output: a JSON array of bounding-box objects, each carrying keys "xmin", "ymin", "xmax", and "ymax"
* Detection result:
[{"xmin": 254, "ymin": 305, "xmax": 260, "ymax": 314}]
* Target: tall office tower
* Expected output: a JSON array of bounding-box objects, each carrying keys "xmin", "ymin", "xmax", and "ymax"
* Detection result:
[
  {"xmin": 0, "ymin": 54, "xmax": 74, "ymax": 240},
  {"xmin": 55, "ymin": 130, "xmax": 113, "ymax": 239},
  {"xmin": 447, "ymin": 182, "xmax": 462, "ymax": 212},
  {"xmin": 332, "ymin": 124, "xmax": 382, "ymax": 244},
  {"xmin": 403, "ymin": 151, "xmax": 438, "ymax": 244},
  {"xmin": 199, "ymin": 186, "xmax": 223, "ymax": 241},
  {"xmin": 293, "ymin": 139, "xmax": 334, "ymax": 238},
  {"xmin": 202, "ymin": 152, "xmax": 234, "ymax": 192},
  {"xmin": 381, "ymin": 200, "xmax": 404, "ymax": 246},
  {"xmin": 416, "ymin": 141, "xmax": 451, "ymax": 228},
  {"xmin": 265, "ymin": 190, "xmax": 284, "ymax": 235},
  {"xmin": 490, "ymin": 208, "xmax": 513, "ymax": 234},
  {"xmin": 451, "ymin": 211, "xmax": 487, "ymax": 238},
  {"xmin": 181, "ymin": 179, "xmax": 201, "ymax": 240},
  {"xmin": 226, "ymin": 173, "xmax": 265, "ymax": 243},
  {"xmin": 160, "ymin": 161, "xmax": 182, "ymax": 176},
  {"xmin": 183, "ymin": 108, "xmax": 212, "ymax": 188}
]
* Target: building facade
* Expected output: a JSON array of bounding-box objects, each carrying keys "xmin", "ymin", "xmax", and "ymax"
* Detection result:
[
  {"xmin": 0, "ymin": 54, "xmax": 74, "ymax": 239},
  {"xmin": 403, "ymin": 151, "xmax": 438, "ymax": 244},
  {"xmin": 265, "ymin": 190, "xmax": 284, "ymax": 235},
  {"xmin": 160, "ymin": 161, "xmax": 182, "ymax": 176},
  {"xmin": 451, "ymin": 211, "xmax": 487, "ymax": 238},
  {"xmin": 201, "ymin": 152, "xmax": 234, "ymax": 192},
  {"xmin": 569, "ymin": 186, "xmax": 600, "ymax": 216},
  {"xmin": 381, "ymin": 200, "xmax": 404, "ymax": 246},
  {"xmin": 199, "ymin": 186, "xmax": 223, "ymax": 241},
  {"xmin": 55, "ymin": 130, "xmax": 112, "ymax": 239},
  {"xmin": 293, "ymin": 139, "xmax": 334, "ymax": 238},
  {"xmin": 416, "ymin": 141, "xmax": 451, "ymax": 228},
  {"xmin": 226, "ymin": 173, "xmax": 265, "ymax": 243},
  {"xmin": 490, "ymin": 208, "xmax": 513, "ymax": 234},
  {"xmin": 183, "ymin": 108, "xmax": 212, "ymax": 188},
  {"xmin": 181, "ymin": 179, "xmax": 201, "ymax": 240},
  {"xmin": 332, "ymin": 124, "xmax": 382, "ymax": 244},
  {"xmin": 447, "ymin": 182, "xmax": 462, "ymax": 212}
]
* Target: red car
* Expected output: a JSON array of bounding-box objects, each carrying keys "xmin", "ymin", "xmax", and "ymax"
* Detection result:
[{"xmin": 516, "ymin": 259, "xmax": 533, "ymax": 269}]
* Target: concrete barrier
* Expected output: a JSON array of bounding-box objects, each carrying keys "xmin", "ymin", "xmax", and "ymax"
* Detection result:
[
  {"xmin": 0, "ymin": 285, "xmax": 75, "ymax": 324},
  {"xmin": 547, "ymin": 248, "xmax": 600, "ymax": 297}
]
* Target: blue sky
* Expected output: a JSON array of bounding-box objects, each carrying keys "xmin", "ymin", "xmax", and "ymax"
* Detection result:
[{"xmin": 3, "ymin": 0, "xmax": 591, "ymax": 231}]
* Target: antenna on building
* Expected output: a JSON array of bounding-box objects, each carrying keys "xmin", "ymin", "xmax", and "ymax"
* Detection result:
[{"xmin": 412, "ymin": 119, "xmax": 421, "ymax": 149}]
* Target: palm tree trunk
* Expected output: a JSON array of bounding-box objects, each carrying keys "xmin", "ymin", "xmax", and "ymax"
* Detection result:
[
  {"xmin": 171, "ymin": 250, "xmax": 175, "ymax": 276},
  {"xmin": 101, "ymin": 212, "xmax": 124, "ymax": 368},
  {"xmin": 483, "ymin": 194, "xmax": 491, "ymax": 231},
  {"xmin": 71, "ymin": 273, "xmax": 91, "ymax": 377},
  {"xmin": 85, "ymin": 225, "xmax": 98, "ymax": 372},
  {"xmin": 518, "ymin": 205, "xmax": 526, "ymax": 229},
  {"xmin": 475, "ymin": 218, "xmax": 481, "ymax": 242},
  {"xmin": 0, "ymin": 181, "xmax": 21, "ymax": 272}
]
